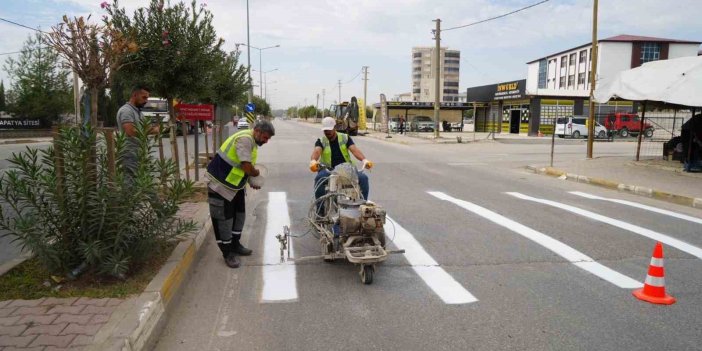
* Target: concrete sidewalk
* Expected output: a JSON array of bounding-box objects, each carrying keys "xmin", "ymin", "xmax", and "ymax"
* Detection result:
[{"xmin": 527, "ymin": 157, "xmax": 702, "ymax": 209}]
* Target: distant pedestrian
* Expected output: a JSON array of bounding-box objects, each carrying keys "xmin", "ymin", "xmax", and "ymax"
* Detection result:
[
  {"xmin": 399, "ymin": 117, "xmax": 405, "ymax": 135},
  {"xmin": 116, "ymin": 85, "xmax": 161, "ymax": 182}
]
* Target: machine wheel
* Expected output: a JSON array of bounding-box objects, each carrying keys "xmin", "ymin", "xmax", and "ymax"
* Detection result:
[
  {"xmin": 572, "ymin": 130, "xmax": 581, "ymax": 139},
  {"xmin": 360, "ymin": 265, "xmax": 374, "ymax": 284},
  {"xmin": 619, "ymin": 128, "xmax": 629, "ymax": 138},
  {"xmin": 597, "ymin": 130, "xmax": 606, "ymax": 139},
  {"xmin": 644, "ymin": 128, "xmax": 654, "ymax": 138}
]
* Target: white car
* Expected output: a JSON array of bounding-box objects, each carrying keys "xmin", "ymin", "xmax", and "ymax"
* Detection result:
[
  {"xmin": 555, "ymin": 116, "xmax": 608, "ymax": 139},
  {"xmin": 237, "ymin": 118, "xmax": 250, "ymax": 130}
]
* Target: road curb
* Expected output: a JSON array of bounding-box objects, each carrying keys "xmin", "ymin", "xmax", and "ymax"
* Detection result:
[
  {"xmin": 0, "ymin": 139, "xmax": 49, "ymax": 145},
  {"xmin": 86, "ymin": 202, "xmax": 211, "ymax": 351},
  {"xmin": 525, "ymin": 165, "xmax": 702, "ymax": 209}
]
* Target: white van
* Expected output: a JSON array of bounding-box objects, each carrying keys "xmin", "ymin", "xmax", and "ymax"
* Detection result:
[{"xmin": 555, "ymin": 116, "xmax": 608, "ymax": 139}]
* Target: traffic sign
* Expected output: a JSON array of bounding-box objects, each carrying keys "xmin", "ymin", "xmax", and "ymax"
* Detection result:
[{"xmin": 245, "ymin": 103, "xmax": 256, "ymax": 113}]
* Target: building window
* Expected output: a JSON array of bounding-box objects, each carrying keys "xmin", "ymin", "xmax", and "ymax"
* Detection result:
[
  {"xmin": 641, "ymin": 42, "xmax": 661, "ymax": 63},
  {"xmin": 413, "ymin": 74, "xmax": 421, "ymax": 79},
  {"xmin": 443, "ymin": 89, "xmax": 458, "ymax": 94},
  {"xmin": 588, "ymin": 71, "xmax": 592, "ymax": 84},
  {"xmin": 413, "ymin": 67, "xmax": 421, "ymax": 72},
  {"xmin": 443, "ymin": 81, "xmax": 459, "ymax": 87},
  {"xmin": 559, "ymin": 76, "xmax": 566, "ymax": 88},
  {"xmin": 569, "ymin": 53, "xmax": 576, "ymax": 66},
  {"xmin": 578, "ymin": 72, "xmax": 585, "ymax": 85},
  {"xmin": 444, "ymin": 59, "xmax": 460, "ymax": 65},
  {"xmin": 538, "ymin": 59, "xmax": 547, "ymax": 89},
  {"xmin": 579, "ymin": 50, "xmax": 587, "ymax": 63},
  {"xmin": 568, "ymin": 74, "xmax": 575, "ymax": 87},
  {"xmin": 445, "ymin": 52, "xmax": 460, "ymax": 58},
  {"xmin": 560, "ymin": 56, "xmax": 567, "ymax": 68},
  {"xmin": 413, "ymin": 52, "xmax": 422, "ymax": 58},
  {"xmin": 444, "ymin": 67, "xmax": 460, "ymax": 72},
  {"xmin": 589, "ymin": 48, "xmax": 592, "ymax": 61},
  {"xmin": 413, "ymin": 89, "xmax": 420, "ymax": 94}
]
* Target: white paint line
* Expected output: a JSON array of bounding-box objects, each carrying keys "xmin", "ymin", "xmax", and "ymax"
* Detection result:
[
  {"xmin": 261, "ymin": 192, "xmax": 298, "ymax": 303},
  {"xmin": 507, "ymin": 192, "xmax": 702, "ymax": 260},
  {"xmin": 570, "ymin": 191, "xmax": 702, "ymax": 225},
  {"xmin": 385, "ymin": 216, "xmax": 478, "ymax": 304},
  {"xmin": 428, "ymin": 191, "xmax": 642, "ymax": 289}
]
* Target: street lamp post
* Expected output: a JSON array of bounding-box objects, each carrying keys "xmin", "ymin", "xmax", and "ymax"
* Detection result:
[
  {"xmin": 253, "ymin": 68, "xmax": 278, "ymax": 102},
  {"xmin": 236, "ymin": 43, "xmax": 280, "ymax": 98}
]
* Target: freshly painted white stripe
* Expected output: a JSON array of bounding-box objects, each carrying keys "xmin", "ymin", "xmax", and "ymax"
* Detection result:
[
  {"xmin": 645, "ymin": 275, "xmax": 665, "ymax": 287},
  {"xmin": 649, "ymin": 257, "xmax": 664, "ymax": 267},
  {"xmin": 428, "ymin": 191, "xmax": 643, "ymax": 289},
  {"xmin": 570, "ymin": 191, "xmax": 702, "ymax": 225},
  {"xmin": 508, "ymin": 192, "xmax": 702, "ymax": 260},
  {"xmin": 261, "ymin": 192, "xmax": 298, "ymax": 303},
  {"xmin": 384, "ymin": 216, "xmax": 478, "ymax": 304}
]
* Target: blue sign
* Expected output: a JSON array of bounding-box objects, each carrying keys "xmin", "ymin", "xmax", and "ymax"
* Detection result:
[{"xmin": 245, "ymin": 103, "xmax": 256, "ymax": 112}]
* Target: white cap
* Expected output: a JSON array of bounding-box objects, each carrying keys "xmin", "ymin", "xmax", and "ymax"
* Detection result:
[{"xmin": 321, "ymin": 117, "xmax": 336, "ymax": 131}]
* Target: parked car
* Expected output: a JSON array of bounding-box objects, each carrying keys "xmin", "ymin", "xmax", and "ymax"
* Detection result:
[
  {"xmin": 555, "ymin": 116, "xmax": 608, "ymax": 139},
  {"xmin": 141, "ymin": 98, "xmax": 170, "ymax": 132},
  {"xmin": 389, "ymin": 117, "xmax": 403, "ymax": 132},
  {"xmin": 604, "ymin": 112, "xmax": 654, "ymax": 138},
  {"xmin": 411, "ymin": 115, "xmax": 435, "ymax": 132},
  {"xmin": 237, "ymin": 118, "xmax": 249, "ymax": 130}
]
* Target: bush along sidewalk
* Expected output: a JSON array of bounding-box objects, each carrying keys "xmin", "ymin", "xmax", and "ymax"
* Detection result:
[{"xmin": 0, "ymin": 119, "xmax": 196, "ymax": 293}]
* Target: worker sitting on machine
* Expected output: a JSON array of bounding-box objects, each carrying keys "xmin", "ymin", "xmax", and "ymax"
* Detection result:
[{"xmin": 309, "ymin": 117, "xmax": 373, "ymax": 208}]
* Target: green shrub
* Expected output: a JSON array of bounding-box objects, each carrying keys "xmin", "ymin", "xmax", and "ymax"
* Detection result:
[{"xmin": 0, "ymin": 120, "xmax": 196, "ymax": 279}]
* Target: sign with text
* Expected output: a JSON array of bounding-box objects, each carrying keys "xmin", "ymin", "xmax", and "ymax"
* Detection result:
[
  {"xmin": 0, "ymin": 118, "xmax": 48, "ymax": 129},
  {"xmin": 176, "ymin": 104, "xmax": 214, "ymax": 121}
]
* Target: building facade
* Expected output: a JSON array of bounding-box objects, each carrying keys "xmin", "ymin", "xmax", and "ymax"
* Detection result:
[
  {"xmin": 466, "ymin": 34, "xmax": 701, "ymax": 136},
  {"xmin": 411, "ymin": 47, "xmax": 461, "ymax": 102}
]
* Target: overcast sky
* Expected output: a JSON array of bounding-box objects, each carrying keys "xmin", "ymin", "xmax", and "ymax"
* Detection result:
[{"xmin": 1, "ymin": 0, "xmax": 700, "ymax": 109}]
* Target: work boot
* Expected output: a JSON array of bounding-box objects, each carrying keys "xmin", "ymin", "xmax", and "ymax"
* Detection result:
[
  {"xmin": 232, "ymin": 234, "xmax": 253, "ymax": 256},
  {"xmin": 224, "ymin": 253, "xmax": 240, "ymax": 268}
]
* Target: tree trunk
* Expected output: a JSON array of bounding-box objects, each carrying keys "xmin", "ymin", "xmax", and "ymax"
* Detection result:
[
  {"xmin": 90, "ymin": 88, "xmax": 98, "ymax": 127},
  {"xmin": 167, "ymin": 98, "xmax": 181, "ymax": 180}
]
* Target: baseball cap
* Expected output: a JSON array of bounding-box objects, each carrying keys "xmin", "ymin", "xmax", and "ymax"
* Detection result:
[{"xmin": 321, "ymin": 117, "xmax": 336, "ymax": 131}]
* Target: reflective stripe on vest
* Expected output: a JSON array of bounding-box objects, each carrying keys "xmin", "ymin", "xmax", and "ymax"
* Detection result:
[
  {"xmin": 211, "ymin": 129, "xmax": 258, "ymax": 189},
  {"xmin": 320, "ymin": 132, "xmax": 353, "ymax": 168}
]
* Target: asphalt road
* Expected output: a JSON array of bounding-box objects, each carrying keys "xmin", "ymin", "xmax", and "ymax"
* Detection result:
[{"xmin": 154, "ymin": 120, "xmax": 702, "ymax": 351}]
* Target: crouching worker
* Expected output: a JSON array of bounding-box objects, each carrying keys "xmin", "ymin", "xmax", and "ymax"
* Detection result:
[{"xmin": 205, "ymin": 120, "xmax": 275, "ymax": 268}]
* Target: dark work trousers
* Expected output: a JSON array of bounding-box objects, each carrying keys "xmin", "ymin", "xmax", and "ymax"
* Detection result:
[{"xmin": 208, "ymin": 188, "xmax": 246, "ymax": 257}]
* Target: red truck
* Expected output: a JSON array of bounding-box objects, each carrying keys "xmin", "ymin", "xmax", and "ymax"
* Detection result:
[{"xmin": 604, "ymin": 113, "xmax": 654, "ymax": 138}]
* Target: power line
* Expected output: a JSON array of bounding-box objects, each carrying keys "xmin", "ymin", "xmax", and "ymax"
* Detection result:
[
  {"xmin": 343, "ymin": 69, "xmax": 363, "ymax": 84},
  {"xmin": 443, "ymin": 0, "xmax": 550, "ymax": 32},
  {"xmin": 0, "ymin": 17, "xmax": 47, "ymax": 34},
  {"xmin": 0, "ymin": 51, "xmax": 23, "ymax": 56}
]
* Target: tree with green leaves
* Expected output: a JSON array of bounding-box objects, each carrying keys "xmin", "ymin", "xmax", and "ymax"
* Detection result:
[
  {"xmin": 2, "ymin": 33, "xmax": 72, "ymax": 123},
  {"xmin": 106, "ymin": 0, "xmax": 225, "ymax": 171},
  {"xmin": 239, "ymin": 95, "xmax": 270, "ymax": 117},
  {"xmin": 0, "ymin": 81, "xmax": 6, "ymax": 112},
  {"xmin": 199, "ymin": 50, "xmax": 249, "ymax": 107}
]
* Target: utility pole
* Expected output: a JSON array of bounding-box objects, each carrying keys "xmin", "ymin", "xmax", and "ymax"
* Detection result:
[
  {"xmin": 338, "ymin": 79, "xmax": 342, "ymax": 105},
  {"xmin": 316, "ymin": 93, "xmax": 320, "ymax": 122},
  {"xmin": 362, "ymin": 66, "xmax": 369, "ymax": 124},
  {"xmin": 246, "ymin": 0, "xmax": 252, "ymax": 105},
  {"xmin": 322, "ymin": 89, "xmax": 326, "ymax": 117},
  {"xmin": 587, "ymin": 0, "xmax": 599, "ymax": 159},
  {"xmin": 433, "ymin": 18, "xmax": 441, "ymax": 138}
]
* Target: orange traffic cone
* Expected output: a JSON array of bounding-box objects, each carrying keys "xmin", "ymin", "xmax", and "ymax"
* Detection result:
[{"xmin": 633, "ymin": 242, "xmax": 676, "ymax": 305}]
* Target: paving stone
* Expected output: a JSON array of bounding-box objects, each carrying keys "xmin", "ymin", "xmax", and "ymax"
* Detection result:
[
  {"xmin": 22, "ymin": 323, "xmax": 67, "ymax": 336},
  {"xmin": 72, "ymin": 298, "xmax": 108, "ymax": 307},
  {"xmin": 105, "ymin": 298, "xmax": 123, "ymax": 307},
  {"xmin": 47, "ymin": 305, "xmax": 85, "ymax": 315},
  {"xmin": 89, "ymin": 314, "xmax": 110, "ymax": 324},
  {"xmin": 11, "ymin": 307, "xmax": 49, "ymax": 316},
  {"xmin": 0, "ymin": 300, "xmax": 10, "ymax": 309},
  {"xmin": 18, "ymin": 314, "xmax": 59, "ymax": 325},
  {"xmin": 0, "ymin": 315, "xmax": 22, "ymax": 326},
  {"xmin": 7, "ymin": 299, "xmax": 44, "ymax": 308},
  {"xmin": 0, "ymin": 325, "xmax": 28, "ymax": 336},
  {"xmin": 0, "ymin": 335, "xmax": 37, "ymax": 347},
  {"xmin": 55, "ymin": 314, "xmax": 92, "ymax": 325},
  {"xmin": 0, "ymin": 308, "xmax": 17, "ymax": 318},
  {"xmin": 41, "ymin": 297, "xmax": 78, "ymax": 306},
  {"xmin": 61, "ymin": 323, "xmax": 101, "ymax": 336},
  {"xmin": 80, "ymin": 306, "xmax": 114, "ymax": 315},
  {"xmin": 4, "ymin": 346, "xmax": 46, "ymax": 351},
  {"xmin": 70, "ymin": 334, "xmax": 94, "ymax": 346},
  {"xmin": 29, "ymin": 334, "xmax": 75, "ymax": 348}
]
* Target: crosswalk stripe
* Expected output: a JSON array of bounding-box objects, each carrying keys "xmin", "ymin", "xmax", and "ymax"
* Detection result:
[
  {"xmin": 261, "ymin": 192, "xmax": 298, "ymax": 303},
  {"xmin": 385, "ymin": 216, "xmax": 478, "ymax": 304},
  {"xmin": 428, "ymin": 191, "xmax": 643, "ymax": 289},
  {"xmin": 569, "ymin": 191, "xmax": 702, "ymax": 225},
  {"xmin": 507, "ymin": 192, "xmax": 702, "ymax": 260}
]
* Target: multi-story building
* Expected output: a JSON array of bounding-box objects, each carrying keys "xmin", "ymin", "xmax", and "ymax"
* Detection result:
[
  {"xmin": 411, "ymin": 47, "xmax": 460, "ymax": 102},
  {"xmin": 466, "ymin": 34, "xmax": 701, "ymax": 136}
]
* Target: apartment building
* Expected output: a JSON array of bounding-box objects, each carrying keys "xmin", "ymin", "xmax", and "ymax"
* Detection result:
[{"xmin": 411, "ymin": 47, "xmax": 461, "ymax": 102}]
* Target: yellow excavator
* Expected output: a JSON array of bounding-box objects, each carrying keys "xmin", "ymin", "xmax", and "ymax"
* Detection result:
[{"xmin": 329, "ymin": 96, "xmax": 359, "ymax": 136}]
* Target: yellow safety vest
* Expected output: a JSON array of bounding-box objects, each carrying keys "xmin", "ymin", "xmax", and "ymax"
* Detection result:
[
  {"xmin": 206, "ymin": 130, "xmax": 258, "ymax": 190},
  {"xmin": 320, "ymin": 132, "xmax": 353, "ymax": 168}
]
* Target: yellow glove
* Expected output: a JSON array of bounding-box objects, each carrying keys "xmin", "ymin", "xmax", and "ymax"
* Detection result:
[
  {"xmin": 309, "ymin": 160, "xmax": 320, "ymax": 172},
  {"xmin": 364, "ymin": 160, "xmax": 373, "ymax": 169}
]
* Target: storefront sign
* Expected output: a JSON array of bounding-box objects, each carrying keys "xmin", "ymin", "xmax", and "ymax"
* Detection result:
[
  {"xmin": 466, "ymin": 79, "xmax": 527, "ymax": 102},
  {"xmin": 0, "ymin": 118, "xmax": 47, "ymax": 129},
  {"xmin": 494, "ymin": 81, "xmax": 525, "ymax": 100}
]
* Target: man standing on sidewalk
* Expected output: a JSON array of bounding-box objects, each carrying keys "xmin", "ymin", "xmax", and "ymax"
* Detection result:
[
  {"xmin": 205, "ymin": 120, "xmax": 275, "ymax": 268},
  {"xmin": 116, "ymin": 85, "xmax": 160, "ymax": 182}
]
